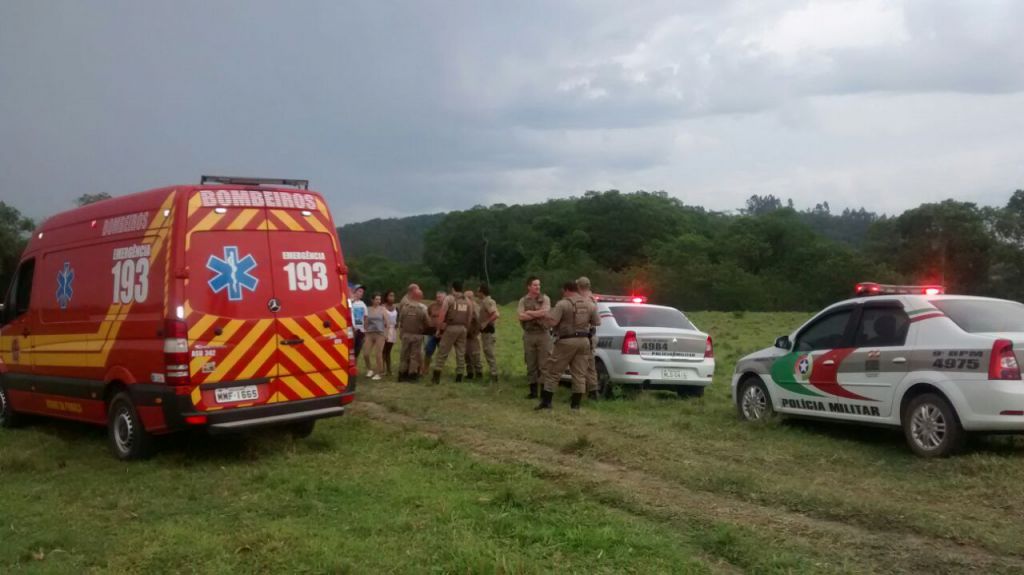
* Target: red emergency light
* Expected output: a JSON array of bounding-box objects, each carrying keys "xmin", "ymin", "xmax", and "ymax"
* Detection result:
[
  {"xmin": 855, "ymin": 282, "xmax": 945, "ymax": 296},
  {"xmin": 593, "ymin": 294, "xmax": 648, "ymax": 304}
]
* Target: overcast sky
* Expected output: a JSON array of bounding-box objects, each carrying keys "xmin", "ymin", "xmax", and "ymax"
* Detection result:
[{"xmin": 2, "ymin": 1, "xmax": 1022, "ymax": 224}]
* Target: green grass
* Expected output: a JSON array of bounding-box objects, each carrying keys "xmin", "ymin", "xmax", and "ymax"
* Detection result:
[{"xmin": 4, "ymin": 307, "xmax": 1024, "ymax": 573}]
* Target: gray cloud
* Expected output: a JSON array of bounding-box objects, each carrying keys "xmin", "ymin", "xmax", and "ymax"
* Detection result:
[{"xmin": 1, "ymin": 1, "xmax": 1022, "ymax": 224}]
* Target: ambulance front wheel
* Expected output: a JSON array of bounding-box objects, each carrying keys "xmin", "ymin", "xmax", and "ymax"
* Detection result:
[
  {"xmin": 0, "ymin": 384, "xmax": 24, "ymax": 428},
  {"xmin": 289, "ymin": 419, "xmax": 316, "ymax": 439},
  {"xmin": 107, "ymin": 392, "xmax": 155, "ymax": 460}
]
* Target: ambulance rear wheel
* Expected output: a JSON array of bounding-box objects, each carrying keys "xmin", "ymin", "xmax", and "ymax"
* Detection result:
[
  {"xmin": 737, "ymin": 377, "xmax": 774, "ymax": 422},
  {"xmin": 0, "ymin": 385, "xmax": 23, "ymax": 428},
  {"xmin": 903, "ymin": 393, "xmax": 964, "ymax": 458},
  {"xmin": 289, "ymin": 419, "xmax": 316, "ymax": 439},
  {"xmin": 107, "ymin": 392, "xmax": 155, "ymax": 460}
]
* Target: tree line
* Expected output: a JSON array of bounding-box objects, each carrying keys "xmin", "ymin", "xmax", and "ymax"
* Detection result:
[
  {"xmin": 349, "ymin": 189, "xmax": 1024, "ymax": 311},
  {"xmin": 4, "ymin": 190, "xmax": 1024, "ymax": 313}
]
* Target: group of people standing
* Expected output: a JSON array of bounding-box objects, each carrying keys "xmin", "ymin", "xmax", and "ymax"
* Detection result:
[
  {"xmin": 349, "ymin": 282, "xmax": 500, "ymax": 384},
  {"xmin": 348, "ymin": 274, "xmax": 601, "ymax": 411}
]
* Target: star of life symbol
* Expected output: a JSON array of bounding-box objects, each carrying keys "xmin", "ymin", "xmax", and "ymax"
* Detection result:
[
  {"xmin": 207, "ymin": 246, "xmax": 259, "ymax": 301},
  {"xmin": 56, "ymin": 261, "xmax": 74, "ymax": 310}
]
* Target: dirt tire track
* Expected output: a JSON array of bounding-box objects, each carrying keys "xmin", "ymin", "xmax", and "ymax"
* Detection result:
[{"xmin": 356, "ymin": 400, "xmax": 1024, "ymax": 575}]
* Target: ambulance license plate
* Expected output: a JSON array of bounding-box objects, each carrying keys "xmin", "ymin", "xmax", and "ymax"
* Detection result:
[
  {"xmin": 215, "ymin": 385, "xmax": 259, "ymax": 404},
  {"xmin": 662, "ymin": 368, "xmax": 685, "ymax": 380}
]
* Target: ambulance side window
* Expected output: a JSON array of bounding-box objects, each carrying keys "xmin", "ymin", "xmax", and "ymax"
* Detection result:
[
  {"xmin": 795, "ymin": 309, "xmax": 853, "ymax": 352},
  {"xmin": 4, "ymin": 258, "xmax": 35, "ymax": 322},
  {"xmin": 854, "ymin": 306, "xmax": 910, "ymax": 348}
]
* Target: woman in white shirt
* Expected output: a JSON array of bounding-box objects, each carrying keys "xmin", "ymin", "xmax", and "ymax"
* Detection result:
[{"xmin": 383, "ymin": 290, "xmax": 399, "ymax": 377}]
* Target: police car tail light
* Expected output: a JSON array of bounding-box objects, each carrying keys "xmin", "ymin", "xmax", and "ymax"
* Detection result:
[
  {"xmin": 622, "ymin": 331, "xmax": 639, "ymax": 355},
  {"xmin": 704, "ymin": 336, "xmax": 714, "ymax": 359},
  {"xmin": 989, "ymin": 339, "xmax": 1021, "ymax": 381},
  {"xmin": 163, "ymin": 319, "xmax": 191, "ymax": 386}
]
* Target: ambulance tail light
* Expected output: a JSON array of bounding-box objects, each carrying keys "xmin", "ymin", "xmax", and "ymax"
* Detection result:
[
  {"xmin": 622, "ymin": 331, "xmax": 639, "ymax": 355},
  {"xmin": 705, "ymin": 336, "xmax": 714, "ymax": 359},
  {"xmin": 989, "ymin": 339, "xmax": 1021, "ymax": 381},
  {"xmin": 163, "ymin": 319, "xmax": 191, "ymax": 386}
]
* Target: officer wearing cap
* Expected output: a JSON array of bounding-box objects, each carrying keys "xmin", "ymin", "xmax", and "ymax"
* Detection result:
[
  {"xmin": 397, "ymin": 283, "xmax": 431, "ymax": 382},
  {"xmin": 576, "ymin": 276, "xmax": 601, "ymax": 400},
  {"xmin": 477, "ymin": 283, "xmax": 500, "ymax": 383},
  {"xmin": 431, "ymin": 280, "xmax": 476, "ymax": 384},
  {"xmin": 517, "ymin": 276, "xmax": 551, "ymax": 399},
  {"xmin": 535, "ymin": 280, "xmax": 600, "ymax": 411}
]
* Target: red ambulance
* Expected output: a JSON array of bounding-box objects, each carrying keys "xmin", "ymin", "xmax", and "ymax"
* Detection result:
[{"xmin": 0, "ymin": 176, "xmax": 357, "ymax": 459}]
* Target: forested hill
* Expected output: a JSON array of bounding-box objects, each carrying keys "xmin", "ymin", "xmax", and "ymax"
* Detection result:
[
  {"xmin": 336, "ymin": 213, "xmax": 445, "ymax": 263},
  {"xmin": 337, "ymin": 189, "xmax": 1024, "ymax": 312}
]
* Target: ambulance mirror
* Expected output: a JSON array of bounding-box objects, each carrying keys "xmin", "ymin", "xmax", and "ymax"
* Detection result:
[{"xmin": 774, "ymin": 335, "xmax": 791, "ymax": 350}]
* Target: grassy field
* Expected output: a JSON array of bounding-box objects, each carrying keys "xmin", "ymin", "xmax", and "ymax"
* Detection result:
[{"xmin": 5, "ymin": 307, "xmax": 1024, "ymax": 573}]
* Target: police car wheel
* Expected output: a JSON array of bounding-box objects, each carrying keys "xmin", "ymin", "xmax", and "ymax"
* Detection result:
[
  {"xmin": 737, "ymin": 377, "xmax": 773, "ymax": 422},
  {"xmin": 288, "ymin": 419, "xmax": 316, "ymax": 439},
  {"xmin": 596, "ymin": 360, "xmax": 614, "ymax": 399},
  {"xmin": 107, "ymin": 392, "xmax": 155, "ymax": 460},
  {"xmin": 903, "ymin": 393, "xmax": 964, "ymax": 458},
  {"xmin": 0, "ymin": 385, "xmax": 23, "ymax": 428}
]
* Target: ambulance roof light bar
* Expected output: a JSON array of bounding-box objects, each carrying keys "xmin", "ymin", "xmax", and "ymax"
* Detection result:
[
  {"xmin": 593, "ymin": 294, "xmax": 648, "ymax": 304},
  {"xmin": 200, "ymin": 175, "xmax": 309, "ymax": 190},
  {"xmin": 855, "ymin": 282, "xmax": 945, "ymax": 296}
]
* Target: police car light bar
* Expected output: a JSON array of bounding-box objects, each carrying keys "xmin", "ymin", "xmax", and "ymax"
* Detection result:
[
  {"xmin": 855, "ymin": 282, "xmax": 945, "ymax": 296},
  {"xmin": 594, "ymin": 294, "xmax": 648, "ymax": 303}
]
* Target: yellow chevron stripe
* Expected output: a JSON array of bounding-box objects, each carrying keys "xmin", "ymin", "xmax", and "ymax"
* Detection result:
[
  {"xmin": 235, "ymin": 335, "xmax": 278, "ymax": 381},
  {"xmin": 190, "ymin": 210, "xmax": 224, "ymax": 233},
  {"xmin": 325, "ymin": 307, "xmax": 349, "ymax": 330},
  {"xmin": 279, "ymin": 343, "xmax": 316, "ymax": 374},
  {"xmin": 278, "ymin": 318, "xmax": 341, "ymax": 371},
  {"xmin": 205, "ymin": 319, "xmax": 272, "ymax": 380},
  {"xmin": 188, "ymin": 315, "xmax": 218, "ymax": 340},
  {"xmin": 227, "ymin": 208, "xmax": 259, "ymax": 230},
  {"xmin": 213, "ymin": 319, "xmax": 246, "ymax": 344},
  {"xmin": 307, "ymin": 371, "xmax": 339, "ymax": 395},
  {"xmin": 191, "ymin": 387, "xmax": 202, "ymax": 404},
  {"xmin": 271, "ymin": 210, "xmax": 305, "ymax": 232},
  {"xmin": 304, "ymin": 213, "xmax": 330, "ymax": 235},
  {"xmin": 187, "ymin": 193, "xmax": 203, "ymax": 217},
  {"xmin": 281, "ymin": 376, "xmax": 315, "ymax": 399}
]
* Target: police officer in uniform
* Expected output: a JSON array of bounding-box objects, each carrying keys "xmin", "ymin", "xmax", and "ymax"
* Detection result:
[
  {"xmin": 464, "ymin": 290, "xmax": 484, "ymax": 380},
  {"xmin": 397, "ymin": 284, "xmax": 431, "ymax": 382},
  {"xmin": 517, "ymin": 276, "xmax": 551, "ymax": 398},
  {"xmin": 576, "ymin": 276, "xmax": 600, "ymax": 400},
  {"xmin": 431, "ymin": 280, "xmax": 476, "ymax": 384},
  {"xmin": 535, "ymin": 281, "xmax": 600, "ymax": 410},
  {"xmin": 477, "ymin": 283, "xmax": 500, "ymax": 383},
  {"xmin": 421, "ymin": 290, "xmax": 446, "ymax": 376}
]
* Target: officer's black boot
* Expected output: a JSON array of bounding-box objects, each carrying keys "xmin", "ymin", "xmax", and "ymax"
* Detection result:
[
  {"xmin": 490, "ymin": 373, "xmax": 498, "ymax": 385},
  {"xmin": 570, "ymin": 393, "xmax": 583, "ymax": 410},
  {"xmin": 397, "ymin": 371, "xmax": 407, "ymax": 383},
  {"xmin": 455, "ymin": 373, "xmax": 463, "ymax": 383},
  {"xmin": 534, "ymin": 389, "xmax": 553, "ymax": 411},
  {"xmin": 431, "ymin": 370, "xmax": 441, "ymax": 385},
  {"xmin": 526, "ymin": 383, "xmax": 538, "ymax": 399},
  {"xmin": 465, "ymin": 371, "xmax": 474, "ymax": 381},
  {"xmin": 587, "ymin": 390, "xmax": 599, "ymax": 402},
  {"xmin": 410, "ymin": 373, "xmax": 420, "ymax": 383}
]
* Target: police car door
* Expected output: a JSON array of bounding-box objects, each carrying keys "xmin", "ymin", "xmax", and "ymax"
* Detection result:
[
  {"xmin": 770, "ymin": 306, "xmax": 856, "ymax": 416},
  {"xmin": 843, "ymin": 301, "xmax": 911, "ymax": 419}
]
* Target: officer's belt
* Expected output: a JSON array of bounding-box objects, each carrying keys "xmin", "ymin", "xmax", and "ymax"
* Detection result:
[{"xmin": 558, "ymin": 332, "xmax": 592, "ymax": 340}]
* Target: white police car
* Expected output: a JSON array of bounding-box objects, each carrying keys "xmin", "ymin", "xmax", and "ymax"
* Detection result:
[
  {"xmin": 732, "ymin": 283, "xmax": 1024, "ymax": 457},
  {"xmin": 589, "ymin": 295, "xmax": 714, "ymax": 398}
]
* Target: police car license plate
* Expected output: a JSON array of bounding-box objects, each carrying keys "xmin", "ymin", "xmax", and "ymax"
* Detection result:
[
  {"xmin": 215, "ymin": 385, "xmax": 259, "ymax": 404},
  {"xmin": 662, "ymin": 368, "xmax": 685, "ymax": 380}
]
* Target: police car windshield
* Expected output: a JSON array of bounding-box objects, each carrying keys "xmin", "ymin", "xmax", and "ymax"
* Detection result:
[
  {"xmin": 608, "ymin": 306, "xmax": 695, "ymax": 330},
  {"xmin": 932, "ymin": 299, "xmax": 1024, "ymax": 333}
]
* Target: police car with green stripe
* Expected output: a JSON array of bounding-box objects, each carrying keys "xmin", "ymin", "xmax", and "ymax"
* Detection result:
[{"xmin": 732, "ymin": 283, "xmax": 1024, "ymax": 457}]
